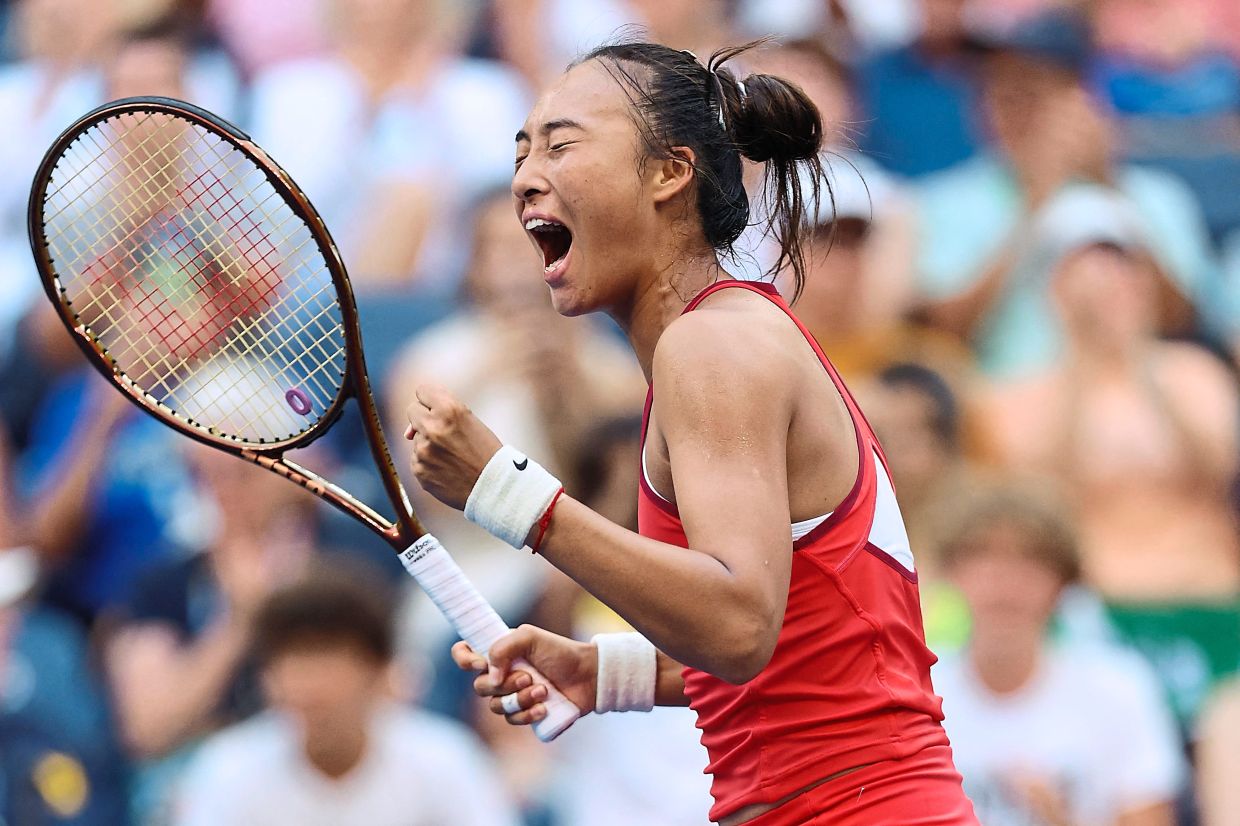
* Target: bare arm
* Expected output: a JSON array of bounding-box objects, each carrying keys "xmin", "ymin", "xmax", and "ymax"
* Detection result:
[
  {"xmin": 1143, "ymin": 344, "xmax": 1239, "ymax": 489},
  {"xmin": 349, "ymin": 180, "xmax": 434, "ymax": 288},
  {"xmin": 105, "ymin": 535, "xmax": 296, "ymax": 757},
  {"xmin": 1115, "ymin": 802, "xmax": 1176, "ymax": 826},
  {"xmin": 1198, "ymin": 682, "xmax": 1240, "ymax": 826},
  {"xmin": 452, "ymin": 629, "xmax": 689, "ymax": 723},
  {"xmin": 919, "ymin": 238, "xmax": 1023, "ymax": 342},
  {"xmin": 30, "ymin": 391, "xmax": 130, "ymax": 565},
  {"xmin": 655, "ymin": 649, "xmax": 689, "ymax": 706},
  {"xmin": 106, "ymin": 615, "xmax": 250, "ymax": 757},
  {"xmin": 411, "ymin": 311, "xmax": 796, "ymax": 683}
]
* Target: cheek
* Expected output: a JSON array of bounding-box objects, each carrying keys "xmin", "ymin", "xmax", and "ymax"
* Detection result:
[{"xmin": 569, "ymin": 156, "xmax": 646, "ymax": 237}]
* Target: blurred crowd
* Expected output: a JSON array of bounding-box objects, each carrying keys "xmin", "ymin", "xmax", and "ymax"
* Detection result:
[{"xmin": 0, "ymin": 0, "xmax": 1239, "ymax": 824}]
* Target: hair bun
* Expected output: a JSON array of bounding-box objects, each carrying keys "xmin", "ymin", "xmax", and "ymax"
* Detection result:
[{"xmin": 730, "ymin": 73, "xmax": 822, "ymax": 164}]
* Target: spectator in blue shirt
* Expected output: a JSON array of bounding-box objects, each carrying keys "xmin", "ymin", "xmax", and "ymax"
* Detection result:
[
  {"xmin": 20, "ymin": 370, "xmax": 202, "ymax": 626},
  {"xmin": 0, "ymin": 418, "xmax": 128, "ymax": 825},
  {"xmin": 855, "ymin": 0, "xmax": 983, "ymax": 177},
  {"xmin": 914, "ymin": 9, "xmax": 1219, "ymax": 378}
]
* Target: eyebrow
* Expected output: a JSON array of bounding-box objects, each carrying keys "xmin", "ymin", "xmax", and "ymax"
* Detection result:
[{"xmin": 515, "ymin": 118, "xmax": 585, "ymax": 143}]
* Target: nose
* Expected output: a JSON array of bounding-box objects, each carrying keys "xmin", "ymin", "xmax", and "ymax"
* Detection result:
[{"xmin": 511, "ymin": 154, "xmax": 548, "ymax": 204}]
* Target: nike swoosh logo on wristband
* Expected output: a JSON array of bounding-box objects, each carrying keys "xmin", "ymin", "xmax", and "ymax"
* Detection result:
[{"xmin": 514, "ymin": 458, "xmax": 528, "ymax": 471}]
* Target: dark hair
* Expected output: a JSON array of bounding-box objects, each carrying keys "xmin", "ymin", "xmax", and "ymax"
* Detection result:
[
  {"xmin": 938, "ymin": 484, "xmax": 1082, "ymax": 583},
  {"xmin": 877, "ymin": 362, "xmax": 960, "ymax": 449},
  {"xmin": 252, "ymin": 559, "xmax": 395, "ymax": 665},
  {"xmin": 116, "ymin": 13, "xmax": 193, "ymax": 49},
  {"xmin": 579, "ymin": 39, "xmax": 829, "ymax": 301}
]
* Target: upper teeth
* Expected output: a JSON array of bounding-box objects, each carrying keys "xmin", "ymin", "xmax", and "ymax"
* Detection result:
[{"xmin": 525, "ymin": 218, "xmax": 561, "ymax": 231}]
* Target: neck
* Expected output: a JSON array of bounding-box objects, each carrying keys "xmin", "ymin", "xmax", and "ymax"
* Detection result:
[
  {"xmin": 614, "ymin": 252, "xmax": 727, "ymax": 382},
  {"xmin": 969, "ymin": 631, "xmax": 1042, "ymax": 696},
  {"xmin": 303, "ymin": 719, "xmax": 369, "ymax": 780}
]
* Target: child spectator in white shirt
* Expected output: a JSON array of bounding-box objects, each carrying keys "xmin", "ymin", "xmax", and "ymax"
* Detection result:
[
  {"xmin": 173, "ymin": 560, "xmax": 520, "ymax": 826},
  {"xmin": 932, "ymin": 484, "xmax": 1186, "ymax": 826}
]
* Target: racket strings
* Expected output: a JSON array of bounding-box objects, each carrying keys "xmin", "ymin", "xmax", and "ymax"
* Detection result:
[{"xmin": 41, "ymin": 109, "xmax": 348, "ymax": 444}]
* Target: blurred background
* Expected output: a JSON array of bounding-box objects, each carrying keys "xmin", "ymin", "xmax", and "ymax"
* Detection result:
[{"xmin": 0, "ymin": 0, "xmax": 1238, "ymax": 823}]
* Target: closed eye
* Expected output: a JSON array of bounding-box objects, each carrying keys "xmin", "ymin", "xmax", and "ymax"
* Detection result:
[{"xmin": 549, "ymin": 141, "xmax": 576, "ymax": 152}]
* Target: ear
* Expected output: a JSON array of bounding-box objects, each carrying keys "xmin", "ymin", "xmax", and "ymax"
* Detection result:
[{"xmin": 649, "ymin": 146, "xmax": 697, "ymax": 205}]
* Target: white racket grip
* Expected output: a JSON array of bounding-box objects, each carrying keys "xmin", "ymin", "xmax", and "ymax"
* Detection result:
[{"xmin": 399, "ymin": 535, "xmax": 581, "ymax": 741}]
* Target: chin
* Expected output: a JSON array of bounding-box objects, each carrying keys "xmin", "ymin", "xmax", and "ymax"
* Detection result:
[{"xmin": 547, "ymin": 284, "xmax": 593, "ymax": 318}]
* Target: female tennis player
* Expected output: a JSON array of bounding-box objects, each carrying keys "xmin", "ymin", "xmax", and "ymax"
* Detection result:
[{"xmin": 404, "ymin": 42, "xmax": 978, "ymax": 826}]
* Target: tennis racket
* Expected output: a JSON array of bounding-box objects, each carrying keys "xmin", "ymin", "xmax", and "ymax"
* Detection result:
[{"xmin": 27, "ymin": 96, "xmax": 581, "ymax": 740}]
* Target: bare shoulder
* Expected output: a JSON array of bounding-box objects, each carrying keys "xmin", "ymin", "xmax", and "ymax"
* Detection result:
[
  {"xmin": 1152, "ymin": 341, "xmax": 1236, "ymax": 394},
  {"xmin": 652, "ymin": 287, "xmax": 799, "ymax": 409},
  {"xmin": 655, "ymin": 285, "xmax": 801, "ymax": 374},
  {"xmin": 978, "ymin": 371, "xmax": 1061, "ymax": 466}
]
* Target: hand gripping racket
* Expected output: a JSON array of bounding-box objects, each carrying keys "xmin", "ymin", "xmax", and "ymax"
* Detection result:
[{"xmin": 28, "ymin": 97, "xmax": 581, "ymax": 740}]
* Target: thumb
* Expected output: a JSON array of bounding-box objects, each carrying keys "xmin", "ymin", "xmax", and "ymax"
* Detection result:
[{"xmin": 485, "ymin": 624, "xmax": 538, "ymax": 686}]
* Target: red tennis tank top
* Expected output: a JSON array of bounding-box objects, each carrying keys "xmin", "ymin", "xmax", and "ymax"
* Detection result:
[{"xmin": 638, "ymin": 280, "xmax": 951, "ymax": 823}]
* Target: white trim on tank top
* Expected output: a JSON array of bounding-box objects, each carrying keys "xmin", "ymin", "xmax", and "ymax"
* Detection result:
[{"xmin": 641, "ymin": 446, "xmax": 832, "ymax": 541}]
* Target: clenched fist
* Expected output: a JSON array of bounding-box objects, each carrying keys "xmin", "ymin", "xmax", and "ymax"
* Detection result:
[{"xmin": 404, "ymin": 384, "xmax": 503, "ymax": 510}]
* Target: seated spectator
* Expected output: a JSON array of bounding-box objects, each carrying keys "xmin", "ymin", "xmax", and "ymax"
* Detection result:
[
  {"xmin": 247, "ymin": 0, "xmax": 529, "ymax": 290},
  {"xmin": 982, "ymin": 188, "xmax": 1240, "ymax": 603},
  {"xmin": 0, "ymin": 0, "xmax": 115, "ymax": 355},
  {"xmin": 0, "ymin": 416, "xmax": 127, "ymax": 825},
  {"xmin": 1095, "ymin": 0, "xmax": 1240, "ymax": 117},
  {"xmin": 19, "ymin": 371, "xmax": 201, "ymax": 627},
  {"xmin": 0, "ymin": 3, "xmax": 241, "ymax": 358},
  {"xmin": 786, "ymin": 160, "xmax": 975, "ymax": 383},
  {"xmin": 741, "ymin": 39, "xmax": 915, "ymax": 290},
  {"xmin": 983, "ymin": 195, "xmax": 1240, "ymax": 730},
  {"xmin": 934, "ymin": 485, "xmax": 1185, "ymax": 826},
  {"xmin": 863, "ymin": 364, "xmax": 982, "ymax": 575},
  {"xmin": 103, "ymin": 14, "xmax": 241, "ymax": 120},
  {"xmin": 386, "ymin": 187, "xmax": 643, "ymax": 705},
  {"xmin": 743, "ymin": 39, "xmax": 971, "ymax": 386},
  {"xmin": 104, "ymin": 444, "xmax": 315, "ymax": 823},
  {"xmin": 1197, "ymin": 678, "xmax": 1240, "ymax": 826},
  {"xmin": 916, "ymin": 9, "xmax": 1219, "ymax": 378},
  {"xmin": 173, "ymin": 560, "xmax": 519, "ymax": 826},
  {"xmin": 855, "ymin": 0, "xmax": 984, "ymax": 177}
]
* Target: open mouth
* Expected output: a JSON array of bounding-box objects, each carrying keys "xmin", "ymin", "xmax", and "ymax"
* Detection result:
[{"xmin": 525, "ymin": 218, "xmax": 573, "ymax": 273}]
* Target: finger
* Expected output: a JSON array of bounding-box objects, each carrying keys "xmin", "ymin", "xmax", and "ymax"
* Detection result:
[
  {"xmin": 405, "ymin": 403, "xmax": 428, "ymax": 435},
  {"xmin": 473, "ymin": 667, "xmax": 533, "ymax": 698},
  {"xmin": 503, "ymin": 701, "xmax": 548, "ymax": 727},
  {"xmin": 414, "ymin": 383, "xmax": 452, "ymax": 411},
  {"xmin": 451, "ymin": 641, "xmax": 486, "ymax": 673},
  {"xmin": 489, "ymin": 683, "xmax": 549, "ymax": 717},
  {"xmin": 499, "ymin": 692, "xmax": 523, "ymax": 715}
]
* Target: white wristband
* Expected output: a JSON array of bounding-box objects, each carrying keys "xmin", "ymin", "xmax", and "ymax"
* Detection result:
[
  {"xmin": 464, "ymin": 445, "xmax": 562, "ymax": 549},
  {"xmin": 592, "ymin": 632, "xmax": 657, "ymax": 713}
]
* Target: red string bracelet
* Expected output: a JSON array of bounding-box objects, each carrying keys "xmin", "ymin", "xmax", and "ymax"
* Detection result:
[{"xmin": 531, "ymin": 487, "xmax": 565, "ymax": 554}]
